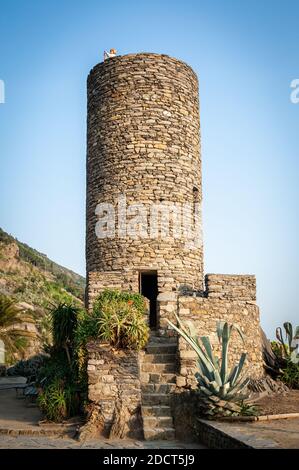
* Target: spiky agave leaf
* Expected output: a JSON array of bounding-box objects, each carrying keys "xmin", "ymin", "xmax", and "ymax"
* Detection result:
[
  {"xmin": 200, "ymin": 336, "xmax": 219, "ymax": 368},
  {"xmin": 226, "ymin": 352, "xmax": 247, "ymax": 388},
  {"xmin": 167, "ymin": 316, "xmax": 249, "ymax": 407},
  {"xmin": 168, "ymin": 315, "xmax": 216, "ymax": 374}
]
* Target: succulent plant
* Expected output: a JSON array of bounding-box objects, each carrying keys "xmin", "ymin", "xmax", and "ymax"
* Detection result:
[
  {"xmin": 168, "ymin": 315, "xmax": 251, "ymax": 417},
  {"xmin": 276, "ymin": 322, "xmax": 299, "ymax": 364}
]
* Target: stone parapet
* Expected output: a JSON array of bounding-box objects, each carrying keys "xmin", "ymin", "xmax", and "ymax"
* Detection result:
[{"xmin": 205, "ymin": 274, "xmax": 256, "ymax": 302}]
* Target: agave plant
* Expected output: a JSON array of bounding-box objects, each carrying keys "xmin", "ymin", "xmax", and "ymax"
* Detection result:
[
  {"xmin": 168, "ymin": 315, "xmax": 250, "ymax": 417},
  {"xmin": 276, "ymin": 322, "xmax": 299, "ymax": 364}
]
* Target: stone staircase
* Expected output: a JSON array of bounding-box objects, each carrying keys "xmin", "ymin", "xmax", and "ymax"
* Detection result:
[{"xmin": 140, "ymin": 334, "xmax": 177, "ymax": 440}]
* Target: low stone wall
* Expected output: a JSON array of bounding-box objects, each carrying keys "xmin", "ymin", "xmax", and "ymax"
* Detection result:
[
  {"xmin": 177, "ymin": 295, "xmax": 263, "ymax": 386},
  {"xmin": 156, "ymin": 274, "xmax": 264, "ymax": 385},
  {"xmin": 86, "ymin": 341, "xmax": 143, "ymax": 439},
  {"xmin": 205, "ymin": 274, "xmax": 256, "ymax": 301}
]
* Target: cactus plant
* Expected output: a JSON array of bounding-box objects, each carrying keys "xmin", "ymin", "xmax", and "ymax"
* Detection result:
[
  {"xmin": 276, "ymin": 322, "xmax": 299, "ymax": 364},
  {"xmin": 168, "ymin": 315, "xmax": 251, "ymax": 417}
]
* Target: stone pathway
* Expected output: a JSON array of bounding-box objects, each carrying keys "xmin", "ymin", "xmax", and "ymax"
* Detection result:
[
  {"xmin": 0, "ymin": 435, "xmax": 203, "ymax": 449},
  {"xmin": 0, "ymin": 377, "xmax": 204, "ymax": 449},
  {"xmin": 206, "ymin": 418, "xmax": 299, "ymax": 449},
  {"xmin": 0, "ymin": 380, "xmax": 41, "ymax": 430}
]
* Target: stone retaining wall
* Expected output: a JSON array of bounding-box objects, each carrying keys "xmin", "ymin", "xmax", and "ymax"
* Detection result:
[
  {"xmin": 177, "ymin": 295, "xmax": 263, "ymax": 385},
  {"xmin": 87, "ymin": 342, "xmax": 143, "ymax": 439},
  {"xmin": 159, "ymin": 274, "xmax": 264, "ymax": 383}
]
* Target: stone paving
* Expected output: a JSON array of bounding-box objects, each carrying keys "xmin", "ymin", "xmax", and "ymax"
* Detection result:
[
  {"xmin": 206, "ymin": 418, "xmax": 299, "ymax": 449},
  {"xmin": 0, "ymin": 387, "xmax": 41, "ymax": 430},
  {"xmin": 0, "ymin": 378, "xmax": 204, "ymax": 449},
  {"xmin": 0, "ymin": 435, "xmax": 203, "ymax": 449}
]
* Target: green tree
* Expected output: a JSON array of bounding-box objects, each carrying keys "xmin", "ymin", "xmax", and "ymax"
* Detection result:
[
  {"xmin": 51, "ymin": 303, "xmax": 79, "ymax": 364},
  {"xmin": 0, "ymin": 294, "xmax": 28, "ymax": 364}
]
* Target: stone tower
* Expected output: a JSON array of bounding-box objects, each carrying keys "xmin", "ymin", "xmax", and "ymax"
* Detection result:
[
  {"xmin": 85, "ymin": 53, "xmax": 264, "ymax": 440},
  {"xmin": 86, "ymin": 53, "xmax": 204, "ymax": 326}
]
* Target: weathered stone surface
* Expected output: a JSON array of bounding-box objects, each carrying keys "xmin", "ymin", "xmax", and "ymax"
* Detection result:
[
  {"xmin": 86, "ymin": 342, "xmax": 143, "ymax": 439},
  {"xmin": 86, "ymin": 53, "xmax": 203, "ymax": 309},
  {"xmin": 84, "ymin": 53, "xmax": 264, "ymax": 441},
  {"xmin": 175, "ymin": 275, "xmax": 264, "ymax": 382}
]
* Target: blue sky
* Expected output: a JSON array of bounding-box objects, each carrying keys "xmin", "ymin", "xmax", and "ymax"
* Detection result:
[{"xmin": 0, "ymin": 0, "xmax": 298, "ymax": 337}]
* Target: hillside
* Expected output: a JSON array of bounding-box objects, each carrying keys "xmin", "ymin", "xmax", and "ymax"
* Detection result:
[{"xmin": 0, "ymin": 227, "xmax": 85, "ymax": 311}]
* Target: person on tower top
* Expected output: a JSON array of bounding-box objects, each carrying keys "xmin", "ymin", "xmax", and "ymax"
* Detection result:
[{"xmin": 104, "ymin": 48, "xmax": 117, "ymax": 61}]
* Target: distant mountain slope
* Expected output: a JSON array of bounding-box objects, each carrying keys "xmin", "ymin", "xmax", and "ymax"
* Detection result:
[{"xmin": 0, "ymin": 227, "xmax": 85, "ymax": 310}]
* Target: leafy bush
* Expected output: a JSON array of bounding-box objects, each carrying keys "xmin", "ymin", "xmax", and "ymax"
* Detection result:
[
  {"xmin": 38, "ymin": 379, "xmax": 79, "ymax": 422},
  {"xmin": 239, "ymin": 401, "xmax": 259, "ymax": 417},
  {"xmin": 51, "ymin": 303, "xmax": 79, "ymax": 364},
  {"xmin": 80, "ymin": 290, "xmax": 149, "ymax": 350},
  {"xmin": 37, "ymin": 303, "xmax": 84, "ymax": 422},
  {"xmin": 279, "ymin": 360, "xmax": 299, "ymax": 389},
  {"xmin": 0, "ymin": 294, "xmax": 28, "ymax": 364}
]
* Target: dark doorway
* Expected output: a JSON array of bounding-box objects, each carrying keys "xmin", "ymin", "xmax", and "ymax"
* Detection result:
[{"xmin": 139, "ymin": 271, "xmax": 158, "ymax": 329}]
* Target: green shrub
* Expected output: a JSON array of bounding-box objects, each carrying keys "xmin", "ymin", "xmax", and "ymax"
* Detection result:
[
  {"xmin": 37, "ymin": 379, "xmax": 79, "ymax": 422},
  {"xmin": 280, "ymin": 360, "xmax": 299, "ymax": 389},
  {"xmin": 77, "ymin": 290, "xmax": 149, "ymax": 350},
  {"xmin": 0, "ymin": 294, "xmax": 28, "ymax": 364},
  {"xmin": 91, "ymin": 290, "xmax": 149, "ymax": 350},
  {"xmin": 37, "ymin": 303, "xmax": 85, "ymax": 422},
  {"xmin": 239, "ymin": 401, "xmax": 259, "ymax": 416},
  {"xmin": 51, "ymin": 303, "xmax": 79, "ymax": 361}
]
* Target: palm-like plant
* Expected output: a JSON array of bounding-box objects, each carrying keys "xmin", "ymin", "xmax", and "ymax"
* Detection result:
[
  {"xmin": 51, "ymin": 303, "xmax": 79, "ymax": 364},
  {"xmin": 0, "ymin": 294, "xmax": 28, "ymax": 364},
  {"xmin": 168, "ymin": 315, "xmax": 250, "ymax": 417}
]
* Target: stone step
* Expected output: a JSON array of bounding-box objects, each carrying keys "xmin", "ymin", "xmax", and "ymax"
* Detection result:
[
  {"xmin": 142, "ymin": 405, "xmax": 172, "ymax": 417},
  {"xmin": 141, "ymin": 383, "xmax": 176, "ymax": 393},
  {"xmin": 143, "ymin": 427, "xmax": 175, "ymax": 440},
  {"xmin": 143, "ymin": 353, "xmax": 176, "ymax": 364},
  {"xmin": 142, "ymin": 393, "xmax": 171, "ymax": 406},
  {"xmin": 141, "ymin": 372, "xmax": 177, "ymax": 384},
  {"xmin": 143, "ymin": 416, "xmax": 173, "ymax": 428},
  {"xmin": 149, "ymin": 373, "xmax": 177, "ymax": 384},
  {"xmin": 149, "ymin": 331, "xmax": 177, "ymax": 344},
  {"xmin": 141, "ymin": 363, "xmax": 176, "ymax": 374},
  {"xmin": 146, "ymin": 344, "xmax": 177, "ymax": 354}
]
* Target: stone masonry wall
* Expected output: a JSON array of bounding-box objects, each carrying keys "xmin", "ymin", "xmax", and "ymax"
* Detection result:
[
  {"xmin": 86, "ymin": 53, "xmax": 204, "ymax": 308},
  {"xmin": 159, "ymin": 274, "xmax": 264, "ymax": 384},
  {"xmin": 87, "ymin": 271, "xmax": 138, "ymax": 309},
  {"xmin": 177, "ymin": 274, "xmax": 263, "ymax": 384},
  {"xmin": 205, "ymin": 274, "xmax": 256, "ymax": 301},
  {"xmin": 87, "ymin": 342, "xmax": 143, "ymax": 439}
]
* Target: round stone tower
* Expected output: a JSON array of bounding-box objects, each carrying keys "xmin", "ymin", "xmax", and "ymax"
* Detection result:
[{"xmin": 86, "ymin": 53, "xmax": 203, "ymax": 323}]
